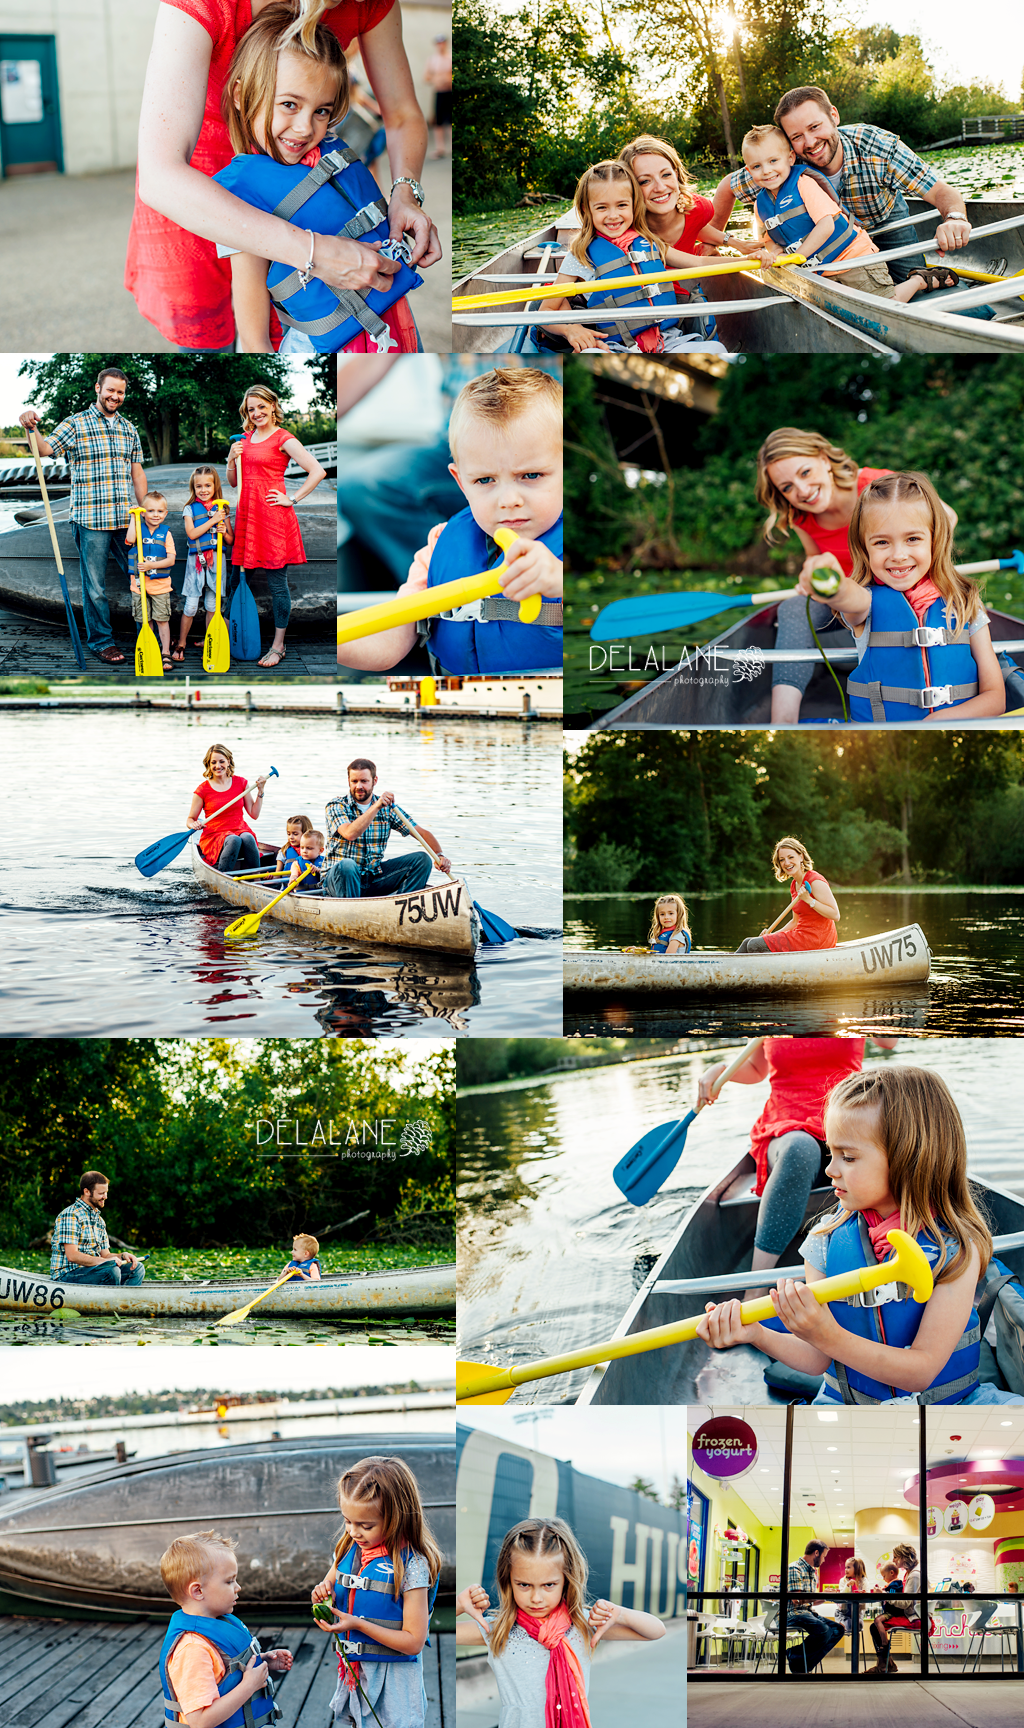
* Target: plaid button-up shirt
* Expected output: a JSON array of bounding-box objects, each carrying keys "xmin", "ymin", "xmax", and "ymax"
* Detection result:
[
  {"xmin": 729, "ymin": 124, "xmax": 940, "ymax": 228},
  {"xmin": 787, "ymin": 1555, "xmax": 820, "ymax": 1621},
  {"xmin": 324, "ymin": 795, "xmax": 417, "ymax": 874},
  {"xmin": 47, "ymin": 404, "xmax": 144, "ymax": 530},
  {"xmin": 51, "ymin": 1197, "xmax": 110, "ymax": 1278}
]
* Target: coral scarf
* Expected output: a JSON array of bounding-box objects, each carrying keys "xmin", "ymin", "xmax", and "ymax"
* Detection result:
[
  {"xmin": 862, "ymin": 1208, "xmax": 904, "ymax": 1260},
  {"xmin": 601, "ymin": 228, "xmax": 665, "ymax": 354},
  {"xmin": 339, "ymin": 1542, "xmax": 393, "ymax": 1688},
  {"xmin": 516, "ymin": 1604, "xmax": 591, "ymax": 1728}
]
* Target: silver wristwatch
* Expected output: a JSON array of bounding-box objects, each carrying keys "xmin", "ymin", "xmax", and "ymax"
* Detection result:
[{"xmin": 391, "ymin": 175, "xmax": 425, "ymax": 207}]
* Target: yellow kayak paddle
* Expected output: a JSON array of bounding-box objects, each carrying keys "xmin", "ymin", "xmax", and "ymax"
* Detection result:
[
  {"xmin": 129, "ymin": 507, "xmax": 164, "ymax": 678},
  {"xmin": 456, "ymin": 1228, "xmax": 933, "ymax": 1403},
  {"xmin": 216, "ymin": 1267, "xmax": 302, "ymax": 1327},
  {"xmin": 337, "ymin": 526, "xmax": 541, "ymax": 647},
  {"xmin": 453, "ymin": 255, "xmax": 806, "ymax": 312},
  {"xmin": 224, "ymin": 866, "xmax": 313, "ymax": 939},
  {"xmin": 203, "ymin": 499, "xmax": 232, "ymax": 674}
]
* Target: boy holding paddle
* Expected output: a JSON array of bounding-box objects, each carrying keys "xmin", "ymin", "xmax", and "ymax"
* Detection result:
[{"xmin": 126, "ymin": 493, "xmax": 176, "ymax": 673}]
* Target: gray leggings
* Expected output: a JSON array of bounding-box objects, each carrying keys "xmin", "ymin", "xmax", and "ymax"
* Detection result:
[
  {"xmin": 735, "ymin": 935, "xmax": 770, "ymax": 953},
  {"xmin": 773, "ymin": 594, "xmax": 843, "ymax": 692},
  {"xmin": 755, "ymin": 1131, "xmax": 826, "ymax": 1254}
]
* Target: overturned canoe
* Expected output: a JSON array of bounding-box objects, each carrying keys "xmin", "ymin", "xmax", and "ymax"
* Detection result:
[
  {"xmin": 0, "ymin": 1434, "xmax": 455, "ymax": 1615},
  {"xmin": 193, "ymin": 844, "xmax": 481, "ymax": 957},
  {"xmin": 0, "ymin": 1262, "xmax": 455, "ymax": 1318},
  {"xmin": 563, "ymin": 924, "xmax": 930, "ymax": 994}
]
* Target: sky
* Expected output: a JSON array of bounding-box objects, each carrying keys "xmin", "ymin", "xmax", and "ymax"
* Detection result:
[
  {"xmin": 460, "ymin": 1409, "xmax": 689, "ymax": 1501},
  {"xmin": 0, "ymin": 356, "xmax": 320, "ymax": 429},
  {"xmin": 0, "ymin": 1347, "xmax": 454, "ymax": 1403}
]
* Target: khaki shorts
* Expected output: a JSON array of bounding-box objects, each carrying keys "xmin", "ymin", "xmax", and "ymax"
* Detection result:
[
  {"xmin": 837, "ymin": 261, "xmax": 897, "ymax": 299},
  {"xmin": 131, "ymin": 590, "xmax": 172, "ymax": 622}
]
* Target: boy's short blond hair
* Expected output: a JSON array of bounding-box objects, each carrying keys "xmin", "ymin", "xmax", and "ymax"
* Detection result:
[
  {"xmin": 144, "ymin": 492, "xmax": 168, "ymax": 508},
  {"xmin": 293, "ymin": 1232, "xmax": 319, "ymax": 1258},
  {"xmin": 160, "ymin": 1531, "xmax": 236, "ymax": 1605},
  {"xmin": 303, "ymin": 831, "xmax": 324, "ymax": 849},
  {"xmin": 448, "ymin": 368, "xmax": 562, "ymax": 468},
  {"xmin": 741, "ymin": 123, "xmax": 793, "ymax": 158}
]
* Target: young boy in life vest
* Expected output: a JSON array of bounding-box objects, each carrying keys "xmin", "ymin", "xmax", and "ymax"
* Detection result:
[
  {"xmin": 126, "ymin": 493, "xmax": 176, "ymax": 672},
  {"xmin": 159, "ymin": 1531, "xmax": 292, "ymax": 1728},
  {"xmin": 337, "ymin": 368, "xmax": 562, "ymax": 677},
  {"xmin": 742, "ymin": 126, "xmax": 958, "ymax": 306}
]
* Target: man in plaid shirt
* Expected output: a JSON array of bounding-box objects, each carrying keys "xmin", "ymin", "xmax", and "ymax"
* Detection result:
[
  {"xmin": 323, "ymin": 757, "xmax": 452, "ymax": 898},
  {"xmin": 785, "ymin": 1538, "xmax": 846, "ymax": 1674},
  {"xmin": 19, "ymin": 366, "xmax": 148, "ymax": 664},
  {"xmin": 720, "ymin": 84, "xmax": 973, "ymax": 287},
  {"xmin": 50, "ymin": 1171, "xmax": 144, "ymax": 1286}
]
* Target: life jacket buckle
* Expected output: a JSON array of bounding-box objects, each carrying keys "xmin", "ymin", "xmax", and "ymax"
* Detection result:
[
  {"xmin": 337, "ymin": 1572, "xmax": 362, "ymax": 1589},
  {"xmin": 922, "ymin": 684, "xmax": 953, "ymax": 707},
  {"xmin": 338, "ymin": 1640, "xmax": 366, "ymax": 1656},
  {"xmin": 845, "ymin": 1280, "xmax": 904, "ymax": 1307},
  {"xmin": 912, "ymin": 626, "xmax": 946, "ymax": 647}
]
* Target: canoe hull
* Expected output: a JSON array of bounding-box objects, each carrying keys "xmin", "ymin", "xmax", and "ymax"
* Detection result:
[
  {"xmin": 193, "ymin": 846, "xmax": 481, "ymax": 957},
  {"xmin": 0, "ymin": 1263, "xmax": 455, "ymax": 1317},
  {"xmin": 0, "ymin": 1436, "xmax": 455, "ymax": 1615},
  {"xmin": 577, "ymin": 1165, "xmax": 1024, "ymax": 1405},
  {"xmin": 564, "ymin": 924, "xmax": 930, "ymax": 994}
]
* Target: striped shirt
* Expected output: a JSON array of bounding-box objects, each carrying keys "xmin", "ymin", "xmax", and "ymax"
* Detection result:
[
  {"xmin": 729, "ymin": 125, "xmax": 940, "ymax": 228},
  {"xmin": 47, "ymin": 404, "xmax": 144, "ymax": 530},
  {"xmin": 324, "ymin": 794, "xmax": 418, "ymax": 874},
  {"xmin": 51, "ymin": 1197, "xmax": 110, "ymax": 1278}
]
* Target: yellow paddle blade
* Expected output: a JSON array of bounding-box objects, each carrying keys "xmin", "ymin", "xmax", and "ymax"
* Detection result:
[
  {"xmin": 452, "ymin": 256, "xmax": 805, "ymax": 312},
  {"xmin": 135, "ymin": 622, "xmax": 164, "ymax": 677},
  {"xmin": 203, "ymin": 612, "xmax": 231, "ymax": 674},
  {"xmin": 223, "ymin": 866, "xmax": 313, "ymax": 939},
  {"xmin": 457, "ymin": 1360, "xmax": 516, "ymax": 1403},
  {"xmin": 216, "ymin": 1269, "xmax": 297, "ymax": 1327}
]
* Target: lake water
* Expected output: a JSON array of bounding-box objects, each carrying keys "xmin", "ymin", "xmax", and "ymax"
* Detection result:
[
  {"xmin": 0, "ymin": 1405, "xmax": 452, "ymax": 1457},
  {"xmin": 0, "ymin": 709, "xmax": 562, "ymax": 1036},
  {"xmin": 0, "ymin": 1310, "xmax": 452, "ymax": 1349},
  {"xmin": 456, "ymin": 1039, "xmax": 1024, "ymax": 1398},
  {"xmin": 564, "ymin": 889, "xmax": 1024, "ymax": 1035}
]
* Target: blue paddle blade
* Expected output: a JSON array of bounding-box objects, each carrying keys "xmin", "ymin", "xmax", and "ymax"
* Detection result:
[
  {"xmin": 229, "ymin": 569, "xmax": 262, "ymax": 660},
  {"xmin": 57, "ymin": 571, "xmax": 86, "ymax": 669},
  {"xmin": 590, "ymin": 591, "xmax": 766, "ymax": 641},
  {"xmin": 612, "ymin": 1109, "xmax": 697, "ymax": 1206},
  {"xmin": 135, "ymin": 828, "xmax": 193, "ymax": 877},
  {"xmin": 477, "ymin": 903, "xmax": 517, "ymax": 944}
]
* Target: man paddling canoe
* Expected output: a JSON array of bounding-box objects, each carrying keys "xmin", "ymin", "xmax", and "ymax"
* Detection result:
[
  {"xmin": 51, "ymin": 1171, "xmax": 144, "ymax": 1287},
  {"xmin": 324, "ymin": 758, "xmax": 452, "ymax": 899}
]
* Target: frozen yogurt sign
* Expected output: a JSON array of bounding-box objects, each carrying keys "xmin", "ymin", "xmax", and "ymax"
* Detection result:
[{"xmin": 692, "ymin": 1416, "xmax": 759, "ymax": 1482}]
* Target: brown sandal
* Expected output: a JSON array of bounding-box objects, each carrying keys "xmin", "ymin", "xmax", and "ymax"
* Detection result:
[{"xmin": 908, "ymin": 266, "xmax": 959, "ymax": 292}]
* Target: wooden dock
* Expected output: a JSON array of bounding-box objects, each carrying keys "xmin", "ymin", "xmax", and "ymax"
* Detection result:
[{"xmin": 1, "ymin": 1616, "xmax": 454, "ymax": 1727}]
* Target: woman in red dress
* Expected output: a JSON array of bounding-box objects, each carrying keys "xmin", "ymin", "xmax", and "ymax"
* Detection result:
[
  {"xmin": 129, "ymin": 0, "xmax": 442, "ymax": 350},
  {"xmin": 735, "ymin": 836, "xmax": 840, "ymax": 954},
  {"xmin": 187, "ymin": 742, "xmax": 269, "ymax": 870},
  {"xmin": 226, "ymin": 383, "xmax": 327, "ymax": 667}
]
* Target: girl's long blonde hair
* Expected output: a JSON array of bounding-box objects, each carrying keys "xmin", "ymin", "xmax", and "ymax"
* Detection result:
[
  {"xmin": 756, "ymin": 428, "xmax": 859, "ymax": 544},
  {"xmin": 618, "ymin": 136, "xmax": 696, "ymax": 214},
  {"xmin": 333, "ymin": 1455, "xmax": 443, "ymax": 1600},
  {"xmin": 772, "ymin": 836, "xmax": 814, "ymax": 881},
  {"xmin": 488, "ymin": 1518, "xmax": 590, "ymax": 1660},
  {"xmin": 648, "ymin": 894, "xmax": 690, "ymax": 944},
  {"xmin": 848, "ymin": 471, "xmax": 979, "ymax": 632},
  {"xmin": 845, "ymin": 1557, "xmax": 866, "ymax": 1587},
  {"xmin": 570, "ymin": 161, "xmax": 665, "ymax": 267},
  {"xmin": 223, "ymin": 0, "xmax": 349, "ymax": 161},
  {"xmin": 812, "ymin": 1067, "xmax": 992, "ymax": 1284}
]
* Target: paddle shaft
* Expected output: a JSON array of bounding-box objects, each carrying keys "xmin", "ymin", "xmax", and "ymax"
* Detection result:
[
  {"xmin": 216, "ymin": 1266, "xmax": 300, "ymax": 1325},
  {"xmin": 457, "ymin": 1232, "xmax": 932, "ymax": 1399},
  {"xmin": 336, "ymin": 529, "xmax": 539, "ymax": 645},
  {"xmin": 228, "ymin": 865, "xmax": 313, "ymax": 925},
  {"xmin": 392, "ymin": 809, "xmax": 453, "ymax": 878},
  {"xmin": 453, "ymin": 255, "xmax": 804, "ymax": 310},
  {"xmin": 193, "ymin": 773, "xmax": 269, "ymax": 836},
  {"xmin": 28, "ymin": 429, "xmax": 86, "ymax": 670},
  {"xmin": 128, "ymin": 507, "xmax": 153, "ymax": 625}
]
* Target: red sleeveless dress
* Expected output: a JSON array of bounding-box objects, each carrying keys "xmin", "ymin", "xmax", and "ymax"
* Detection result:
[
  {"xmin": 763, "ymin": 870, "xmax": 837, "ymax": 953},
  {"xmin": 231, "ymin": 429, "xmax": 306, "ymax": 569},
  {"xmin": 195, "ymin": 773, "xmax": 256, "ymax": 863},
  {"xmin": 749, "ymin": 1038, "xmax": 865, "ymax": 1195}
]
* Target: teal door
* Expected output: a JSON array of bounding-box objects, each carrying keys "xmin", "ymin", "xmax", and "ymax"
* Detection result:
[{"xmin": 0, "ymin": 35, "xmax": 62, "ymax": 176}]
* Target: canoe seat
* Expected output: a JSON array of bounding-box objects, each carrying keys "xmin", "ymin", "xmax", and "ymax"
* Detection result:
[{"xmin": 719, "ymin": 1175, "xmax": 831, "ymax": 1209}]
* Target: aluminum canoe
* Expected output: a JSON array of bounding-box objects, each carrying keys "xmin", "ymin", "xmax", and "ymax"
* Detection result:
[
  {"xmin": 0, "ymin": 1262, "xmax": 455, "ymax": 1318},
  {"xmin": 564, "ymin": 924, "xmax": 930, "ymax": 995},
  {"xmin": 0, "ymin": 1434, "xmax": 454, "ymax": 1615},
  {"xmin": 193, "ymin": 844, "xmax": 481, "ymax": 957},
  {"xmin": 575, "ymin": 1164, "xmax": 1024, "ymax": 1405}
]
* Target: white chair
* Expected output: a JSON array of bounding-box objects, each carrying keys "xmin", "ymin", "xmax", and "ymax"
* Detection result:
[{"xmin": 963, "ymin": 1607, "xmax": 1017, "ymax": 1674}]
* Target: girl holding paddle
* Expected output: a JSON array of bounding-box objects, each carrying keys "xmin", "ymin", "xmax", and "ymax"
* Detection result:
[
  {"xmin": 456, "ymin": 1516, "xmax": 665, "ymax": 1727},
  {"xmin": 734, "ymin": 837, "xmax": 838, "ymax": 954},
  {"xmin": 187, "ymin": 744, "xmax": 269, "ymax": 871}
]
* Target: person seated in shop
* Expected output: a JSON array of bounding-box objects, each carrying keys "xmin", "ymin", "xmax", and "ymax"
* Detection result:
[
  {"xmin": 786, "ymin": 1538, "xmax": 846, "ymax": 1674},
  {"xmin": 50, "ymin": 1171, "xmax": 145, "ymax": 1287}
]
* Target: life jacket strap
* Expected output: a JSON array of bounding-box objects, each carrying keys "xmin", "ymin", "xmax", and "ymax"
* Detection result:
[
  {"xmin": 337, "ymin": 1572, "xmax": 394, "ymax": 1592},
  {"xmin": 867, "ymin": 626, "xmax": 972, "ymax": 648},
  {"xmin": 439, "ymin": 596, "xmax": 562, "ymax": 625},
  {"xmin": 269, "ymin": 144, "xmax": 392, "ymax": 344},
  {"xmin": 763, "ymin": 203, "xmax": 808, "ymax": 230},
  {"xmin": 825, "ymin": 1325, "xmax": 982, "ymax": 1404},
  {"xmin": 273, "ymin": 284, "xmax": 389, "ymax": 343},
  {"xmin": 847, "ymin": 677, "xmax": 978, "ymax": 718}
]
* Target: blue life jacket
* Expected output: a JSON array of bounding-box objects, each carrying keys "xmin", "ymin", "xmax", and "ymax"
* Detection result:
[
  {"xmin": 277, "ymin": 845, "xmax": 303, "ymax": 866},
  {"xmin": 426, "ymin": 507, "xmax": 563, "ymax": 676},
  {"xmin": 811, "ymin": 1213, "xmax": 981, "ymax": 1404},
  {"xmin": 847, "ymin": 584, "xmax": 979, "ymax": 721},
  {"xmin": 650, "ymin": 927, "xmax": 691, "ymax": 954},
  {"xmin": 213, "ymin": 141, "xmax": 422, "ymax": 353},
  {"xmin": 187, "ymin": 500, "xmax": 225, "ymax": 557},
  {"xmin": 285, "ymin": 1255, "xmax": 321, "ymax": 1274},
  {"xmin": 159, "ymin": 1611, "xmax": 280, "ymax": 1728},
  {"xmin": 584, "ymin": 233, "xmax": 679, "ymax": 344},
  {"xmin": 332, "ymin": 1543, "xmax": 438, "ymax": 1662},
  {"xmin": 129, "ymin": 524, "xmax": 170, "ymax": 580},
  {"xmin": 755, "ymin": 164, "xmax": 860, "ymax": 264}
]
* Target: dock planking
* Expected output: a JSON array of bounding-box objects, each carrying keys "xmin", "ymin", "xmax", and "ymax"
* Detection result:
[{"xmin": 4, "ymin": 1618, "xmax": 454, "ymax": 1727}]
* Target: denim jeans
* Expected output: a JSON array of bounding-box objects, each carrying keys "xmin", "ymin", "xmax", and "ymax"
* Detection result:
[
  {"xmin": 871, "ymin": 192, "xmax": 928, "ymax": 284},
  {"xmin": 243, "ymin": 567, "xmax": 291, "ymax": 631},
  {"xmin": 786, "ymin": 1610, "xmax": 846, "ymax": 1672},
  {"xmin": 61, "ymin": 1259, "xmax": 145, "ymax": 1286},
  {"xmin": 336, "ymin": 437, "xmax": 465, "ymax": 586},
  {"xmin": 323, "ymin": 852, "xmax": 434, "ymax": 899},
  {"xmin": 215, "ymin": 834, "xmax": 260, "ymax": 872},
  {"xmin": 71, "ymin": 524, "xmax": 131, "ymax": 654}
]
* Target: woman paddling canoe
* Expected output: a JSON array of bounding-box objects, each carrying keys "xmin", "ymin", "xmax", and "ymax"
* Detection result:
[
  {"xmin": 735, "ymin": 835, "xmax": 839, "ymax": 954},
  {"xmin": 187, "ymin": 743, "xmax": 269, "ymax": 871}
]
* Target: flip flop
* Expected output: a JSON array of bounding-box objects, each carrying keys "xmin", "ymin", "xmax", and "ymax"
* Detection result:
[
  {"xmin": 171, "ymin": 646, "xmax": 186, "ymax": 663},
  {"xmin": 257, "ymin": 646, "xmax": 287, "ymax": 668}
]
